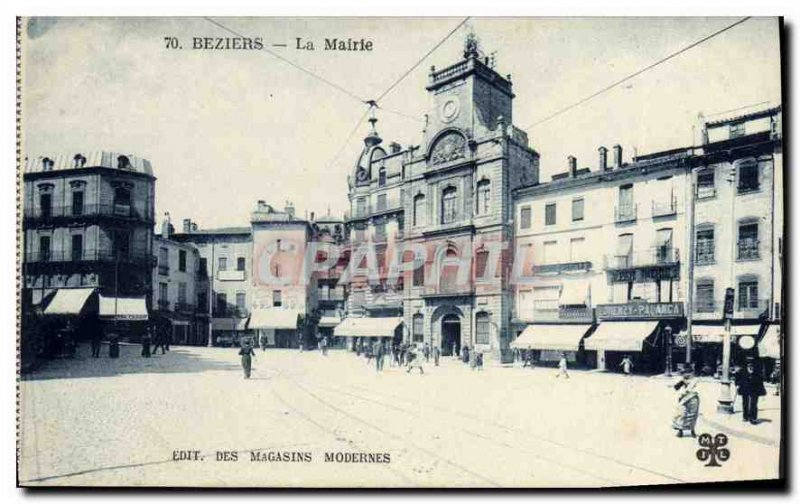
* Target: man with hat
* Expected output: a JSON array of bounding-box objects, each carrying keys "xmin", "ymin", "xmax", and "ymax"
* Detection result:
[{"xmin": 735, "ymin": 358, "xmax": 766, "ymax": 424}]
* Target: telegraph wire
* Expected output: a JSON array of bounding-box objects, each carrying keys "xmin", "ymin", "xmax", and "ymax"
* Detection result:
[
  {"xmin": 374, "ymin": 17, "xmax": 470, "ymax": 104},
  {"xmin": 325, "ymin": 106, "xmax": 372, "ymax": 171},
  {"xmin": 204, "ymin": 17, "xmax": 368, "ymax": 105},
  {"xmin": 526, "ymin": 17, "xmax": 752, "ymax": 130}
]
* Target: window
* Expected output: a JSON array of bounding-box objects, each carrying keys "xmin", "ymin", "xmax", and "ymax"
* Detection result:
[
  {"xmin": 569, "ymin": 237, "xmax": 585, "ymax": 262},
  {"xmin": 475, "ymin": 249, "xmax": 490, "ymax": 280},
  {"xmin": 117, "ymin": 155, "xmax": 131, "ymax": 169},
  {"xmin": 112, "ymin": 231, "xmax": 130, "ymax": 260},
  {"xmin": 738, "ymin": 280, "xmax": 759, "ymax": 310},
  {"xmin": 39, "ymin": 193, "xmax": 52, "ymax": 218},
  {"xmin": 73, "ymin": 154, "xmax": 86, "ymax": 169},
  {"xmin": 42, "ymin": 158, "xmax": 54, "ymax": 171},
  {"xmin": 413, "ymin": 262, "xmax": 425, "ymax": 287},
  {"xmin": 218, "ymin": 257, "xmax": 228, "ymax": 271},
  {"xmin": 655, "ymin": 228, "xmax": 673, "ymax": 263},
  {"xmin": 71, "ymin": 191, "xmax": 84, "ymax": 216},
  {"xmin": 738, "ymin": 222, "xmax": 759, "ymax": 260},
  {"xmin": 237, "ymin": 257, "xmax": 246, "ymax": 271},
  {"xmin": 413, "ymin": 314, "xmax": 424, "ymax": 343},
  {"xmin": 374, "ymin": 222, "xmax": 386, "ymax": 241},
  {"xmin": 618, "ymin": 184, "xmax": 634, "ymax": 220},
  {"xmin": 355, "ymin": 227, "xmax": 365, "ymax": 242},
  {"xmin": 113, "ymin": 188, "xmax": 131, "ymax": 216},
  {"xmin": 520, "ymin": 206, "xmax": 531, "ymax": 229},
  {"xmin": 197, "ymin": 292, "xmax": 207, "ymax": 312},
  {"xmin": 159, "ymin": 247, "xmax": 169, "ymax": 266},
  {"xmin": 542, "ymin": 240, "xmax": 557, "ymax": 265},
  {"xmin": 696, "ymin": 280, "xmax": 715, "ymax": 312},
  {"xmin": 545, "ymin": 203, "xmax": 556, "ymax": 226},
  {"xmin": 356, "ymin": 197, "xmax": 367, "ymax": 217},
  {"xmin": 71, "ymin": 234, "xmax": 83, "ymax": 262},
  {"xmin": 615, "ymin": 234, "xmax": 633, "ymax": 268},
  {"xmin": 730, "ymin": 122, "xmax": 745, "ymax": 139},
  {"xmin": 441, "ymin": 187, "xmax": 457, "ymax": 224},
  {"xmin": 236, "ymin": 292, "xmax": 246, "ymax": 311},
  {"xmin": 412, "ymin": 194, "xmax": 426, "ymax": 227},
  {"xmin": 378, "ymin": 167, "xmax": 387, "ymax": 187},
  {"xmin": 216, "ymin": 292, "xmax": 227, "ymax": 316},
  {"xmin": 476, "ymin": 312, "xmax": 490, "ymax": 345},
  {"xmin": 476, "ymin": 179, "xmax": 491, "ymax": 216},
  {"xmin": 439, "ymin": 247, "xmax": 460, "ymax": 292},
  {"xmin": 376, "ymin": 193, "xmax": 387, "ymax": 211},
  {"xmin": 159, "ymin": 282, "xmax": 168, "ymax": 304},
  {"xmin": 178, "ymin": 250, "xmax": 187, "ymax": 272},
  {"xmin": 738, "ymin": 161, "xmax": 759, "ymax": 193},
  {"xmin": 697, "ymin": 169, "xmax": 716, "ymax": 199},
  {"xmin": 198, "ymin": 257, "xmax": 207, "ymax": 275},
  {"xmin": 273, "ymin": 290, "xmax": 282, "ymax": 307},
  {"xmin": 696, "ymin": 228, "xmax": 715, "ymax": 264},
  {"xmin": 571, "ymin": 198, "xmax": 584, "ymax": 222},
  {"xmin": 178, "ymin": 282, "xmax": 187, "ymax": 304}
]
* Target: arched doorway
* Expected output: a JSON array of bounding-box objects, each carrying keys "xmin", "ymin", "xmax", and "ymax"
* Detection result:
[{"xmin": 441, "ymin": 314, "xmax": 461, "ymax": 356}]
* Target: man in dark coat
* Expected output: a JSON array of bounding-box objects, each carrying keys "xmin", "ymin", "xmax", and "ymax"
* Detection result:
[
  {"xmin": 90, "ymin": 328, "xmax": 102, "ymax": 358},
  {"xmin": 373, "ymin": 340, "xmax": 385, "ymax": 372},
  {"xmin": 141, "ymin": 328, "xmax": 152, "ymax": 358},
  {"xmin": 736, "ymin": 360, "xmax": 767, "ymax": 424},
  {"xmin": 433, "ymin": 345, "xmax": 440, "ymax": 366}
]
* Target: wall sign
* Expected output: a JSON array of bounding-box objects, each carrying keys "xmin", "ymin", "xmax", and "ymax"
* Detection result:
[{"xmin": 596, "ymin": 302, "xmax": 684, "ymax": 320}]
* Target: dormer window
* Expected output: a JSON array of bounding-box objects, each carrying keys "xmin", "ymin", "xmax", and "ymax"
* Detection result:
[
  {"xmin": 117, "ymin": 155, "xmax": 131, "ymax": 169},
  {"xmin": 729, "ymin": 122, "xmax": 745, "ymax": 139},
  {"xmin": 73, "ymin": 154, "xmax": 87, "ymax": 169},
  {"xmin": 42, "ymin": 158, "xmax": 54, "ymax": 171}
]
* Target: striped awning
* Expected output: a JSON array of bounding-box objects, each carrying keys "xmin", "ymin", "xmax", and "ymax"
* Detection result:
[
  {"xmin": 511, "ymin": 324, "xmax": 592, "ymax": 351},
  {"xmin": 758, "ymin": 324, "xmax": 781, "ymax": 359},
  {"xmin": 333, "ymin": 317, "xmax": 402, "ymax": 338},
  {"xmin": 99, "ymin": 296, "xmax": 148, "ymax": 321},
  {"xmin": 584, "ymin": 321, "xmax": 659, "ymax": 352},
  {"xmin": 44, "ymin": 288, "xmax": 96, "ymax": 315},
  {"xmin": 247, "ymin": 309, "xmax": 302, "ymax": 330},
  {"xmin": 690, "ymin": 324, "xmax": 761, "ymax": 343},
  {"xmin": 318, "ymin": 316, "xmax": 341, "ymax": 328}
]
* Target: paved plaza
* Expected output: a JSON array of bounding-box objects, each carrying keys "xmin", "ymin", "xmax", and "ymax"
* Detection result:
[{"xmin": 19, "ymin": 344, "xmax": 781, "ymax": 487}]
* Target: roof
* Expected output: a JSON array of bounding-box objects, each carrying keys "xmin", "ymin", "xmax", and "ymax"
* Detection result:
[
  {"xmin": 25, "ymin": 151, "xmax": 153, "ymax": 176},
  {"xmin": 705, "ymin": 105, "xmax": 782, "ymax": 128},
  {"xmin": 175, "ymin": 226, "xmax": 252, "ymax": 236}
]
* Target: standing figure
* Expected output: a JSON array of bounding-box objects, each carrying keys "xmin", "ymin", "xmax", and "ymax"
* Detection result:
[
  {"xmin": 672, "ymin": 373, "xmax": 700, "ymax": 437},
  {"xmin": 260, "ymin": 332, "xmax": 268, "ymax": 351},
  {"xmin": 620, "ymin": 355, "xmax": 634, "ymax": 376},
  {"xmin": 141, "ymin": 328, "xmax": 152, "ymax": 358},
  {"xmin": 91, "ymin": 329, "xmax": 102, "ymax": 358},
  {"xmin": 452, "ymin": 341, "xmax": 457, "ymax": 359},
  {"xmin": 406, "ymin": 346, "xmax": 424, "ymax": 375},
  {"xmin": 433, "ymin": 345, "xmax": 440, "ymax": 367},
  {"xmin": 736, "ymin": 359, "xmax": 766, "ymax": 424},
  {"xmin": 423, "ymin": 342, "xmax": 431, "ymax": 363},
  {"xmin": 108, "ymin": 333, "xmax": 120, "ymax": 359},
  {"xmin": 475, "ymin": 351, "xmax": 483, "ymax": 371},
  {"xmin": 322, "ymin": 336, "xmax": 329, "ymax": 356},
  {"xmin": 461, "ymin": 345, "xmax": 470, "ymax": 364},
  {"xmin": 151, "ymin": 329, "xmax": 166, "ymax": 355},
  {"xmin": 555, "ymin": 353, "xmax": 569, "ymax": 379},
  {"xmin": 239, "ymin": 339, "xmax": 256, "ymax": 379},
  {"xmin": 469, "ymin": 346, "xmax": 477, "ymax": 371},
  {"xmin": 373, "ymin": 340, "xmax": 385, "ymax": 372}
]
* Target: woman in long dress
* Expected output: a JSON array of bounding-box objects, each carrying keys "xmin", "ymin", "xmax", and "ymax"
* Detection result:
[{"xmin": 672, "ymin": 374, "xmax": 700, "ymax": 437}]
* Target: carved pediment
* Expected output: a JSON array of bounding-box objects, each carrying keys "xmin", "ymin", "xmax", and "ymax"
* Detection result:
[{"xmin": 430, "ymin": 132, "xmax": 466, "ymax": 165}]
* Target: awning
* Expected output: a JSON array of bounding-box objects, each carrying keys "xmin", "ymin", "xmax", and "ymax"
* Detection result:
[
  {"xmin": 690, "ymin": 324, "xmax": 762, "ymax": 343},
  {"xmin": 99, "ymin": 295, "xmax": 148, "ymax": 321},
  {"xmin": 758, "ymin": 324, "xmax": 781, "ymax": 359},
  {"xmin": 511, "ymin": 324, "xmax": 592, "ymax": 351},
  {"xmin": 212, "ymin": 318, "xmax": 248, "ymax": 331},
  {"xmin": 44, "ymin": 288, "xmax": 96, "ymax": 315},
  {"xmin": 333, "ymin": 317, "xmax": 403, "ymax": 338},
  {"xmin": 318, "ymin": 316, "xmax": 341, "ymax": 328},
  {"xmin": 584, "ymin": 321, "xmax": 659, "ymax": 352},
  {"xmin": 247, "ymin": 309, "xmax": 302, "ymax": 330},
  {"xmin": 559, "ymin": 280, "xmax": 589, "ymax": 306}
]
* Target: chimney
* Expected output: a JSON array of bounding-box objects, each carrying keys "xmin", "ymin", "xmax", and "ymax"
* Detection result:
[
  {"xmin": 191, "ymin": 222, "xmax": 198, "ymax": 232},
  {"xmin": 598, "ymin": 146, "xmax": 608, "ymax": 171},
  {"xmin": 568, "ymin": 155, "xmax": 577, "ymax": 178},
  {"xmin": 285, "ymin": 201, "xmax": 295, "ymax": 219},
  {"xmin": 310, "ymin": 211, "xmax": 315, "ymax": 222},
  {"xmin": 182, "ymin": 218, "xmax": 191, "ymax": 234},
  {"xmin": 389, "ymin": 142, "xmax": 401, "ymax": 154},
  {"xmin": 161, "ymin": 213, "xmax": 172, "ymax": 239},
  {"xmin": 612, "ymin": 145, "xmax": 623, "ymax": 169}
]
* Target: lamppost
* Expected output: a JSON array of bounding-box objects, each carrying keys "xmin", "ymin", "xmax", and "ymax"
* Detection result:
[
  {"xmin": 664, "ymin": 325, "xmax": 673, "ymax": 377},
  {"xmin": 718, "ymin": 161, "xmax": 738, "ymax": 414}
]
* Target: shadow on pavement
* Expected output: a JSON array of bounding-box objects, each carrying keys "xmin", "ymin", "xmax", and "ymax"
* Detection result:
[{"xmin": 21, "ymin": 344, "xmax": 240, "ymax": 381}]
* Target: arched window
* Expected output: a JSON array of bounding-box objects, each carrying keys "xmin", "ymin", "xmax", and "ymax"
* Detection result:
[
  {"xmin": 413, "ymin": 194, "xmax": 426, "ymax": 227},
  {"xmin": 117, "ymin": 155, "xmax": 130, "ymax": 169},
  {"xmin": 476, "ymin": 179, "xmax": 491, "ymax": 216},
  {"xmin": 73, "ymin": 154, "xmax": 86, "ymax": 169},
  {"xmin": 412, "ymin": 313, "xmax": 424, "ymax": 343},
  {"xmin": 475, "ymin": 248, "xmax": 490, "ymax": 280},
  {"xmin": 439, "ymin": 246, "xmax": 461, "ymax": 293},
  {"xmin": 476, "ymin": 312, "xmax": 490, "ymax": 345},
  {"xmin": 42, "ymin": 158, "xmax": 54, "ymax": 171},
  {"xmin": 378, "ymin": 166, "xmax": 386, "ymax": 187},
  {"xmin": 441, "ymin": 187, "xmax": 457, "ymax": 224}
]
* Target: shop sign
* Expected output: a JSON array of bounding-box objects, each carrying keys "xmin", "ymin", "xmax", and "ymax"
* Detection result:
[{"xmin": 596, "ymin": 302, "xmax": 684, "ymax": 320}]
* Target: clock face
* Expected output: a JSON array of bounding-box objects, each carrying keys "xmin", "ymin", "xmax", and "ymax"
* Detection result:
[
  {"xmin": 356, "ymin": 168, "xmax": 368, "ymax": 182},
  {"xmin": 439, "ymin": 97, "xmax": 460, "ymax": 123}
]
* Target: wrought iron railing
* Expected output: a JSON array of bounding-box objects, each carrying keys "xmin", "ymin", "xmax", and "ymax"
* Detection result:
[
  {"xmin": 25, "ymin": 248, "xmax": 152, "ymax": 265},
  {"xmin": 615, "ymin": 203, "xmax": 637, "ymax": 223},
  {"xmin": 24, "ymin": 203, "xmax": 153, "ymax": 222},
  {"xmin": 737, "ymin": 239, "xmax": 760, "ymax": 260},
  {"xmin": 605, "ymin": 247, "xmax": 680, "ymax": 269},
  {"xmin": 652, "ymin": 197, "xmax": 677, "ymax": 217}
]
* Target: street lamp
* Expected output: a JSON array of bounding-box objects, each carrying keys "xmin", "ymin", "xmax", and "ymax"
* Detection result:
[
  {"xmin": 717, "ymin": 162, "xmax": 738, "ymax": 414},
  {"xmin": 664, "ymin": 325, "xmax": 673, "ymax": 377}
]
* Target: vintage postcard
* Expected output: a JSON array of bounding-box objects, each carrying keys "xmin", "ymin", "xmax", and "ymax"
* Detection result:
[{"xmin": 17, "ymin": 16, "xmax": 784, "ymax": 488}]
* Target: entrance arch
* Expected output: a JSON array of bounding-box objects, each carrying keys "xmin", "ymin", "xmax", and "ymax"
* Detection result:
[{"xmin": 441, "ymin": 314, "xmax": 461, "ymax": 356}]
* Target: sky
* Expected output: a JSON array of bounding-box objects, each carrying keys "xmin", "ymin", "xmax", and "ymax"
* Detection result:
[{"xmin": 21, "ymin": 17, "xmax": 782, "ymax": 230}]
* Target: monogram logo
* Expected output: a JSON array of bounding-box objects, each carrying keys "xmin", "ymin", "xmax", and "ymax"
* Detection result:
[{"xmin": 696, "ymin": 433, "xmax": 730, "ymax": 467}]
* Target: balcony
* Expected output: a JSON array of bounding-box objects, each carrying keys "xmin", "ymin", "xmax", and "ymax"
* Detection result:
[
  {"xmin": 158, "ymin": 264, "xmax": 170, "ymax": 276},
  {"xmin": 318, "ymin": 290, "xmax": 346, "ymax": 302},
  {"xmin": 605, "ymin": 247, "xmax": 680, "ymax": 269},
  {"xmin": 350, "ymin": 198, "xmax": 403, "ymax": 221},
  {"xmin": 695, "ymin": 242, "xmax": 715, "ymax": 265},
  {"xmin": 652, "ymin": 197, "xmax": 677, "ymax": 218},
  {"xmin": 157, "ymin": 299, "xmax": 170, "ymax": 310},
  {"xmin": 174, "ymin": 302, "xmax": 196, "ymax": 313},
  {"xmin": 614, "ymin": 204, "xmax": 637, "ymax": 223},
  {"xmin": 694, "ymin": 300, "xmax": 716, "ymax": 313},
  {"xmin": 217, "ymin": 270, "xmax": 246, "ymax": 281},
  {"xmin": 532, "ymin": 261, "xmax": 592, "ymax": 275},
  {"xmin": 737, "ymin": 239, "xmax": 760, "ymax": 260},
  {"xmin": 24, "ymin": 203, "xmax": 153, "ymax": 225},
  {"xmin": 24, "ymin": 247, "xmax": 152, "ymax": 266},
  {"xmin": 737, "ymin": 298, "xmax": 770, "ymax": 316}
]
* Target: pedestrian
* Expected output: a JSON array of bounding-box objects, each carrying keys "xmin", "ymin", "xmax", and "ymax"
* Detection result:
[
  {"xmin": 736, "ymin": 359, "xmax": 766, "ymax": 424},
  {"xmin": 108, "ymin": 332, "xmax": 119, "ymax": 359},
  {"xmin": 164, "ymin": 327, "xmax": 171, "ymax": 351},
  {"xmin": 239, "ymin": 338, "xmax": 256, "ymax": 379},
  {"xmin": 355, "ymin": 339, "xmax": 362, "ymax": 356},
  {"xmin": 476, "ymin": 350, "xmax": 483, "ymax": 371},
  {"xmin": 469, "ymin": 346, "xmax": 477, "ymax": 371},
  {"xmin": 423, "ymin": 342, "xmax": 431, "ymax": 363},
  {"xmin": 373, "ymin": 340, "xmax": 385, "ymax": 372},
  {"xmin": 555, "ymin": 353, "xmax": 569, "ymax": 379},
  {"xmin": 433, "ymin": 345, "xmax": 440, "ymax": 367},
  {"xmin": 322, "ymin": 336, "xmax": 328, "ymax": 356},
  {"xmin": 672, "ymin": 373, "xmax": 700, "ymax": 437},
  {"xmin": 462, "ymin": 345, "xmax": 470, "ymax": 364},
  {"xmin": 91, "ymin": 328, "xmax": 102, "ymax": 358},
  {"xmin": 406, "ymin": 346, "xmax": 424, "ymax": 375},
  {"xmin": 141, "ymin": 328, "xmax": 152, "ymax": 358},
  {"xmin": 151, "ymin": 328, "xmax": 166, "ymax": 355},
  {"xmin": 620, "ymin": 355, "xmax": 634, "ymax": 376},
  {"xmin": 452, "ymin": 341, "xmax": 457, "ymax": 359}
]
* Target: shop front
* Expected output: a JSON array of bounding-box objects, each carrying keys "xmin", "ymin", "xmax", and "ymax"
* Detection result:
[
  {"xmin": 588, "ymin": 302, "xmax": 684, "ymax": 374},
  {"xmin": 247, "ymin": 308, "xmax": 303, "ymax": 348},
  {"xmin": 333, "ymin": 317, "xmax": 403, "ymax": 353},
  {"xmin": 685, "ymin": 323, "xmax": 761, "ymax": 376},
  {"xmin": 318, "ymin": 315, "xmax": 345, "ymax": 348},
  {"xmin": 40, "ymin": 288, "xmax": 100, "ymax": 358},
  {"xmin": 99, "ymin": 294, "xmax": 149, "ymax": 342},
  {"xmin": 511, "ymin": 324, "xmax": 594, "ymax": 368}
]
